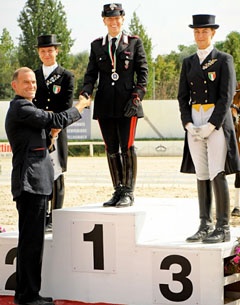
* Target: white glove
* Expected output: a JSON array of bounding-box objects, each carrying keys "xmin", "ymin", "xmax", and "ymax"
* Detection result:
[
  {"xmin": 196, "ymin": 123, "xmax": 215, "ymax": 139},
  {"xmin": 185, "ymin": 123, "xmax": 198, "ymax": 136}
]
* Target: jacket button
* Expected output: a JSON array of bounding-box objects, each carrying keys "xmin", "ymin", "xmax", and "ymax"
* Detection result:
[{"xmin": 111, "ymin": 82, "xmax": 115, "ymax": 86}]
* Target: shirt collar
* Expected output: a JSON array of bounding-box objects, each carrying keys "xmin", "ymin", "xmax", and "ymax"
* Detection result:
[
  {"xmin": 42, "ymin": 63, "xmax": 58, "ymax": 79},
  {"xmin": 108, "ymin": 32, "xmax": 122, "ymax": 44},
  {"xmin": 197, "ymin": 44, "xmax": 214, "ymax": 64}
]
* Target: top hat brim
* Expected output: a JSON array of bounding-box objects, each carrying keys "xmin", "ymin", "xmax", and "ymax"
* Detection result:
[
  {"xmin": 189, "ymin": 24, "xmax": 219, "ymax": 29},
  {"xmin": 35, "ymin": 42, "xmax": 62, "ymax": 48}
]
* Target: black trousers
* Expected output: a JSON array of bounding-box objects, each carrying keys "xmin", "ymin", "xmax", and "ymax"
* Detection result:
[
  {"xmin": 98, "ymin": 117, "xmax": 138, "ymax": 154},
  {"xmin": 15, "ymin": 191, "xmax": 48, "ymax": 303}
]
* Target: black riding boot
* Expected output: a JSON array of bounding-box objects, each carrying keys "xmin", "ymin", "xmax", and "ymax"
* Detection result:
[
  {"xmin": 203, "ymin": 172, "xmax": 230, "ymax": 243},
  {"xmin": 116, "ymin": 146, "xmax": 137, "ymax": 208},
  {"xmin": 186, "ymin": 179, "xmax": 214, "ymax": 242},
  {"xmin": 46, "ymin": 174, "xmax": 65, "ymax": 232},
  {"xmin": 231, "ymin": 172, "xmax": 240, "ymax": 216},
  {"xmin": 103, "ymin": 153, "xmax": 123, "ymax": 207}
]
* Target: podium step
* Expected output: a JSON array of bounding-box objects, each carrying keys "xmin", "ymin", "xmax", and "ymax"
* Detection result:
[{"xmin": 0, "ymin": 197, "xmax": 240, "ymax": 305}]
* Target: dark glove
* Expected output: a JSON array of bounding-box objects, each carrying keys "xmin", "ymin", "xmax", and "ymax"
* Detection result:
[{"xmin": 124, "ymin": 94, "xmax": 141, "ymax": 117}]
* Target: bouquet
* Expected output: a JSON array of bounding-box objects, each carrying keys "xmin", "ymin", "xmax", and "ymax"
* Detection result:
[
  {"xmin": 0, "ymin": 226, "xmax": 6, "ymax": 233},
  {"xmin": 224, "ymin": 237, "xmax": 240, "ymax": 275}
]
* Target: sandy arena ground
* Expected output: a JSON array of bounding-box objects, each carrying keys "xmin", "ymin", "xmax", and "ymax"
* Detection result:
[{"xmin": 0, "ymin": 156, "xmax": 239, "ymax": 232}]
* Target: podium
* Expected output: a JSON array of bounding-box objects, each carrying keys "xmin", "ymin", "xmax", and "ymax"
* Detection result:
[{"xmin": 0, "ymin": 197, "xmax": 240, "ymax": 305}]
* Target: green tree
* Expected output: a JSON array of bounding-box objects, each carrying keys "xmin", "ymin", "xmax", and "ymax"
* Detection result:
[
  {"xmin": 69, "ymin": 51, "xmax": 89, "ymax": 99},
  {"xmin": 128, "ymin": 12, "xmax": 153, "ymax": 99},
  {"xmin": 0, "ymin": 29, "xmax": 19, "ymax": 99},
  {"xmin": 154, "ymin": 54, "xmax": 179, "ymax": 99},
  {"xmin": 217, "ymin": 31, "xmax": 240, "ymax": 81},
  {"xmin": 153, "ymin": 44, "xmax": 198, "ymax": 99},
  {"xmin": 177, "ymin": 44, "xmax": 197, "ymax": 64},
  {"xmin": 18, "ymin": 0, "xmax": 74, "ymax": 69}
]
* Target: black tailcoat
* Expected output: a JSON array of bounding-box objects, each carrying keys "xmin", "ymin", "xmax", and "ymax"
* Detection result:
[
  {"xmin": 178, "ymin": 48, "xmax": 240, "ymax": 174},
  {"xmin": 33, "ymin": 65, "xmax": 74, "ymax": 171}
]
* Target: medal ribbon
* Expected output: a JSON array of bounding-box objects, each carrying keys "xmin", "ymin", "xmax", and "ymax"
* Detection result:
[{"xmin": 109, "ymin": 38, "xmax": 117, "ymax": 73}]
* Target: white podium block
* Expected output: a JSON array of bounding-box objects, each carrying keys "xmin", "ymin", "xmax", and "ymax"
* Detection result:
[
  {"xmin": 0, "ymin": 232, "xmax": 18, "ymax": 295},
  {"xmin": 0, "ymin": 197, "xmax": 240, "ymax": 305},
  {"xmin": 0, "ymin": 231, "xmax": 53, "ymax": 297}
]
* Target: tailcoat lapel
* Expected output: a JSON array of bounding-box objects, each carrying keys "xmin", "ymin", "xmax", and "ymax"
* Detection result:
[
  {"xmin": 192, "ymin": 54, "xmax": 205, "ymax": 80},
  {"xmin": 45, "ymin": 66, "xmax": 64, "ymax": 87}
]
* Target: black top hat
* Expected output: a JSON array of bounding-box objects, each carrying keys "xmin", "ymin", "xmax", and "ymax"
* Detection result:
[
  {"xmin": 102, "ymin": 3, "xmax": 125, "ymax": 17},
  {"xmin": 189, "ymin": 14, "xmax": 219, "ymax": 29},
  {"xmin": 35, "ymin": 34, "xmax": 61, "ymax": 48}
]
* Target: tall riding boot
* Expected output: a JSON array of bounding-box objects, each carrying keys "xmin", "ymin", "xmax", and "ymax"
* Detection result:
[
  {"xmin": 46, "ymin": 174, "xmax": 65, "ymax": 232},
  {"xmin": 116, "ymin": 146, "xmax": 137, "ymax": 208},
  {"xmin": 231, "ymin": 172, "xmax": 240, "ymax": 216},
  {"xmin": 103, "ymin": 153, "xmax": 123, "ymax": 207},
  {"xmin": 203, "ymin": 172, "xmax": 230, "ymax": 243},
  {"xmin": 186, "ymin": 179, "xmax": 214, "ymax": 242}
]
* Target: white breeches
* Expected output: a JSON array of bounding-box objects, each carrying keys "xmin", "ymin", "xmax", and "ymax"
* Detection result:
[{"xmin": 188, "ymin": 106, "xmax": 227, "ymax": 181}]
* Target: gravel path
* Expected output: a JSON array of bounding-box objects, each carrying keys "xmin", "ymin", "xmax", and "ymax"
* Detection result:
[{"xmin": 0, "ymin": 156, "xmax": 239, "ymax": 231}]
